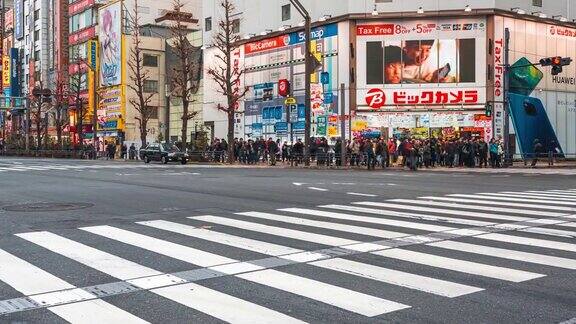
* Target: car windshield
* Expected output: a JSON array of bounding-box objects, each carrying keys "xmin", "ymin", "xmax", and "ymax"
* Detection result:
[{"xmin": 162, "ymin": 144, "xmax": 180, "ymax": 152}]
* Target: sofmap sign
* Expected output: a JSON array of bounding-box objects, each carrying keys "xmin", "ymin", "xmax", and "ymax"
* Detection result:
[
  {"xmin": 13, "ymin": 0, "xmax": 24, "ymax": 40},
  {"xmin": 245, "ymin": 24, "xmax": 338, "ymax": 54}
]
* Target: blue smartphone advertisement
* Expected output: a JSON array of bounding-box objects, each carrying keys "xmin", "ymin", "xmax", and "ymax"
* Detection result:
[{"xmin": 508, "ymin": 93, "xmax": 564, "ymax": 158}]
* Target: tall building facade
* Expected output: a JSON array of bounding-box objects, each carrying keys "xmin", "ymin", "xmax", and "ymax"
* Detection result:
[
  {"xmin": 202, "ymin": 0, "xmax": 576, "ymax": 156},
  {"xmin": 65, "ymin": 0, "xmax": 201, "ymax": 147}
]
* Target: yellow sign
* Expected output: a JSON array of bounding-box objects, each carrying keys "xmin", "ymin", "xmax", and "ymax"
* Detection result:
[
  {"xmin": 352, "ymin": 120, "xmax": 368, "ymax": 132},
  {"xmin": 328, "ymin": 125, "xmax": 339, "ymax": 137},
  {"xmin": 284, "ymin": 97, "xmax": 297, "ymax": 105},
  {"xmin": 2, "ymin": 56, "xmax": 10, "ymax": 88}
]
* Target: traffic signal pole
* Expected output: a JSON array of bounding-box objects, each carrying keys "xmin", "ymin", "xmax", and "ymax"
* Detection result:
[{"xmin": 503, "ymin": 28, "xmax": 511, "ymax": 167}]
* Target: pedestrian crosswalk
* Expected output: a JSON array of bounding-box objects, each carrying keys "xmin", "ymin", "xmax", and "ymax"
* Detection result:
[{"xmin": 1, "ymin": 188, "xmax": 576, "ymax": 322}]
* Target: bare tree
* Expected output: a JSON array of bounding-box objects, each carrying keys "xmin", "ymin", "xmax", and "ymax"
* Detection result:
[
  {"xmin": 70, "ymin": 52, "xmax": 88, "ymax": 147},
  {"xmin": 28, "ymin": 92, "xmax": 45, "ymax": 150},
  {"xmin": 168, "ymin": 0, "xmax": 200, "ymax": 149},
  {"xmin": 207, "ymin": 0, "xmax": 248, "ymax": 163},
  {"xmin": 51, "ymin": 70, "xmax": 70, "ymax": 148},
  {"xmin": 127, "ymin": 0, "xmax": 155, "ymax": 148}
]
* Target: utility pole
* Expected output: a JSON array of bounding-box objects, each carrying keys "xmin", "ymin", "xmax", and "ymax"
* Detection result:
[
  {"xmin": 0, "ymin": 0, "xmax": 5, "ymax": 143},
  {"xmin": 0, "ymin": 0, "xmax": 5, "ymax": 56},
  {"xmin": 503, "ymin": 28, "xmax": 511, "ymax": 167},
  {"xmin": 340, "ymin": 83, "xmax": 346, "ymax": 167},
  {"xmin": 289, "ymin": 0, "xmax": 311, "ymax": 166}
]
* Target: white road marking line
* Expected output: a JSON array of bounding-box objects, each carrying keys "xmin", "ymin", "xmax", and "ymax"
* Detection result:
[
  {"xmin": 373, "ymin": 249, "xmax": 544, "ymax": 282},
  {"xmin": 143, "ymin": 220, "xmax": 540, "ymax": 290},
  {"xmin": 237, "ymin": 269, "xmax": 410, "ymax": 317},
  {"xmin": 311, "ymin": 258, "xmax": 482, "ymax": 298},
  {"xmin": 525, "ymin": 191, "xmax": 576, "ymax": 198},
  {"xmin": 428, "ymin": 240, "xmax": 576, "ymax": 270},
  {"xmin": 353, "ymin": 202, "xmax": 531, "ymax": 222},
  {"xmin": 477, "ymin": 232, "xmax": 576, "ymax": 253},
  {"xmin": 152, "ymin": 283, "xmax": 305, "ymax": 324},
  {"xmin": 391, "ymin": 199, "xmax": 565, "ymax": 217},
  {"xmin": 419, "ymin": 196, "xmax": 576, "ymax": 212},
  {"xmin": 82, "ymin": 226, "xmax": 406, "ymax": 317},
  {"xmin": 308, "ymin": 187, "xmax": 329, "ymax": 192},
  {"xmin": 237, "ymin": 211, "xmax": 408, "ymax": 239},
  {"xmin": 80, "ymin": 226, "xmax": 237, "ymax": 267},
  {"xmin": 448, "ymin": 194, "xmax": 576, "ymax": 206},
  {"xmin": 137, "ymin": 220, "xmax": 305, "ymax": 257},
  {"xmin": 346, "ymin": 192, "xmax": 378, "ymax": 197},
  {"xmin": 283, "ymin": 206, "xmax": 576, "ymax": 247},
  {"xmin": 496, "ymin": 192, "xmax": 576, "ymax": 201},
  {"xmin": 311, "ymin": 205, "xmax": 490, "ymax": 228},
  {"xmin": 16, "ymin": 231, "xmax": 303, "ymax": 323},
  {"xmin": 0, "ymin": 248, "xmax": 148, "ymax": 324},
  {"xmin": 192, "ymin": 215, "xmax": 358, "ymax": 247},
  {"xmin": 539, "ymin": 190, "xmax": 576, "ymax": 196}
]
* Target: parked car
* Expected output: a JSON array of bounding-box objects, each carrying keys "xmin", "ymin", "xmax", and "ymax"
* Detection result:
[{"xmin": 140, "ymin": 143, "xmax": 188, "ymax": 164}]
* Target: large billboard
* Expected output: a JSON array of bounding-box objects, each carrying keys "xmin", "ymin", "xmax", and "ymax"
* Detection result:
[
  {"xmin": 99, "ymin": 1, "xmax": 122, "ymax": 87},
  {"xmin": 356, "ymin": 18, "xmax": 487, "ymax": 109},
  {"xmin": 494, "ymin": 16, "xmax": 576, "ymax": 154}
]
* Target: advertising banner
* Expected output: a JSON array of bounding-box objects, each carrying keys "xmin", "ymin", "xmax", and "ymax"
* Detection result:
[
  {"xmin": 98, "ymin": 86, "xmax": 123, "ymax": 130},
  {"xmin": 88, "ymin": 40, "xmax": 99, "ymax": 119},
  {"xmin": 13, "ymin": 0, "xmax": 24, "ymax": 40},
  {"xmin": 245, "ymin": 24, "xmax": 338, "ymax": 55},
  {"xmin": 9, "ymin": 48, "xmax": 20, "ymax": 97},
  {"xmin": 99, "ymin": 1, "xmax": 122, "ymax": 87},
  {"xmin": 356, "ymin": 17, "xmax": 487, "ymax": 109},
  {"xmin": 2, "ymin": 55, "xmax": 9, "ymax": 88},
  {"xmin": 494, "ymin": 16, "xmax": 576, "ymax": 154}
]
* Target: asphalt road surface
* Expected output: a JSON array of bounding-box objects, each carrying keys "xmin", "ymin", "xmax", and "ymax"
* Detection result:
[{"xmin": 0, "ymin": 157, "xmax": 575, "ymax": 324}]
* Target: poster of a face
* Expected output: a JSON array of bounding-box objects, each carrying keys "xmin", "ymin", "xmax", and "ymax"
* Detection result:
[{"xmin": 99, "ymin": 1, "xmax": 122, "ymax": 87}]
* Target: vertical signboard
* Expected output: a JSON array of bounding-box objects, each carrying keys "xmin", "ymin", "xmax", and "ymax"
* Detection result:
[
  {"xmin": 13, "ymin": 0, "xmax": 24, "ymax": 40},
  {"xmin": 88, "ymin": 40, "xmax": 99, "ymax": 120},
  {"xmin": 10, "ymin": 48, "xmax": 20, "ymax": 96},
  {"xmin": 492, "ymin": 16, "xmax": 505, "ymax": 140},
  {"xmin": 1, "ymin": 55, "xmax": 10, "ymax": 89},
  {"xmin": 99, "ymin": 1, "xmax": 122, "ymax": 87}
]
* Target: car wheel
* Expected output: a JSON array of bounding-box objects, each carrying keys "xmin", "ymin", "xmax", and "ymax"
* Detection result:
[
  {"xmin": 162, "ymin": 156, "xmax": 169, "ymax": 164},
  {"xmin": 144, "ymin": 156, "xmax": 150, "ymax": 164},
  {"xmin": 181, "ymin": 158, "xmax": 187, "ymax": 165}
]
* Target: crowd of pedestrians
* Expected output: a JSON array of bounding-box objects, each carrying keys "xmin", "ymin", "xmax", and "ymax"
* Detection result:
[{"xmin": 205, "ymin": 136, "xmax": 508, "ymax": 170}]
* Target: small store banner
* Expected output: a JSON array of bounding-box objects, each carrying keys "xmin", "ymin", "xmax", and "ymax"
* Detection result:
[{"xmin": 316, "ymin": 115, "xmax": 327, "ymax": 136}]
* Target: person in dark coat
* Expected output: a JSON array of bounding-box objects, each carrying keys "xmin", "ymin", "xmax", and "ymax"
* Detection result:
[
  {"xmin": 531, "ymin": 139, "xmax": 544, "ymax": 167},
  {"xmin": 478, "ymin": 138, "xmax": 488, "ymax": 168},
  {"xmin": 364, "ymin": 139, "xmax": 376, "ymax": 170}
]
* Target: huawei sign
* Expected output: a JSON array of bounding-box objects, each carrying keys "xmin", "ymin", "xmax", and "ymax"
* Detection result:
[{"xmin": 365, "ymin": 88, "xmax": 386, "ymax": 109}]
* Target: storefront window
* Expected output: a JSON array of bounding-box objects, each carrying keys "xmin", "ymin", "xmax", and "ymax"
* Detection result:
[
  {"xmin": 458, "ymin": 39, "xmax": 476, "ymax": 82},
  {"xmin": 366, "ymin": 41, "xmax": 383, "ymax": 84}
]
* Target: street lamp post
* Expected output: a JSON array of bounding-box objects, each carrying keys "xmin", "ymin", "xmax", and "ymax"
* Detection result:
[{"xmin": 289, "ymin": 0, "xmax": 312, "ymax": 166}]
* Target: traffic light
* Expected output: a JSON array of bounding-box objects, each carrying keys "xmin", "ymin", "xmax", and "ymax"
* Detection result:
[
  {"xmin": 539, "ymin": 56, "xmax": 572, "ymax": 75},
  {"xmin": 485, "ymin": 102, "xmax": 492, "ymax": 117}
]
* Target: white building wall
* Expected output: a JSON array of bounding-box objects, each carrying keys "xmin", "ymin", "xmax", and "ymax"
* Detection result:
[{"xmin": 202, "ymin": 0, "xmax": 574, "ymax": 45}]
